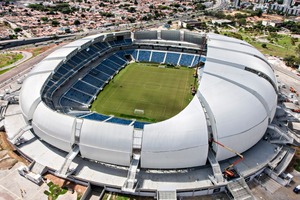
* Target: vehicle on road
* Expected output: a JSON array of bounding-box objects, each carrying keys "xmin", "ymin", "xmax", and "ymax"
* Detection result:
[{"xmin": 293, "ymin": 185, "xmax": 300, "ymax": 194}]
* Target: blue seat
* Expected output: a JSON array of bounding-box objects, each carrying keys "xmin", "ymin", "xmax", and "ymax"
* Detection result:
[
  {"xmin": 94, "ymin": 42, "xmax": 109, "ymax": 52},
  {"xmin": 73, "ymin": 80, "xmax": 98, "ymax": 96},
  {"xmin": 124, "ymin": 39, "xmax": 132, "ymax": 45},
  {"xmin": 108, "ymin": 55, "xmax": 127, "ymax": 66},
  {"xmin": 52, "ymin": 73, "xmax": 63, "ymax": 81},
  {"xmin": 165, "ymin": 52, "xmax": 180, "ymax": 65},
  {"xmin": 200, "ymin": 56, "xmax": 206, "ymax": 63},
  {"xmin": 64, "ymin": 88, "xmax": 93, "ymax": 104},
  {"xmin": 179, "ymin": 54, "xmax": 194, "ymax": 67},
  {"xmin": 133, "ymin": 121, "xmax": 148, "ymax": 129},
  {"xmin": 138, "ymin": 50, "xmax": 151, "ymax": 62},
  {"xmin": 102, "ymin": 59, "xmax": 121, "ymax": 70},
  {"xmin": 107, "ymin": 117, "xmax": 132, "ymax": 125},
  {"xmin": 82, "ymin": 74, "xmax": 105, "ymax": 88},
  {"xmin": 82, "ymin": 113, "xmax": 110, "ymax": 121},
  {"xmin": 107, "ymin": 40, "xmax": 125, "ymax": 47},
  {"xmin": 79, "ymin": 51, "xmax": 89, "ymax": 59},
  {"xmin": 150, "ymin": 51, "xmax": 165, "ymax": 63},
  {"xmin": 60, "ymin": 97, "xmax": 84, "ymax": 107},
  {"xmin": 131, "ymin": 50, "xmax": 138, "ymax": 60},
  {"xmin": 90, "ymin": 69, "xmax": 110, "ymax": 81},
  {"xmin": 61, "ymin": 63, "xmax": 73, "ymax": 70},
  {"xmin": 70, "ymin": 54, "xmax": 84, "ymax": 65},
  {"xmin": 56, "ymin": 66, "xmax": 69, "ymax": 75},
  {"xmin": 95, "ymin": 64, "xmax": 116, "ymax": 76}
]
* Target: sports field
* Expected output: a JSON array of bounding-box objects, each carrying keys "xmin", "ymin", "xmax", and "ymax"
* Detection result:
[{"xmin": 91, "ymin": 62, "xmax": 195, "ymax": 122}]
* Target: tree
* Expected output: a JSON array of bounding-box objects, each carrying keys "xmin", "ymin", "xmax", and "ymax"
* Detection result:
[
  {"xmin": 295, "ymin": 44, "xmax": 300, "ymax": 58},
  {"xmin": 14, "ymin": 27, "xmax": 22, "ymax": 33},
  {"xmin": 196, "ymin": 3, "xmax": 206, "ymax": 10},
  {"xmin": 261, "ymin": 43, "xmax": 267, "ymax": 48},
  {"xmin": 41, "ymin": 17, "xmax": 48, "ymax": 22},
  {"xmin": 74, "ymin": 19, "xmax": 80, "ymax": 26},
  {"xmin": 128, "ymin": 7, "xmax": 136, "ymax": 13},
  {"xmin": 51, "ymin": 20, "xmax": 60, "ymax": 27},
  {"xmin": 127, "ymin": 17, "xmax": 136, "ymax": 23},
  {"xmin": 186, "ymin": 24, "xmax": 194, "ymax": 30},
  {"xmin": 237, "ymin": 18, "xmax": 246, "ymax": 26},
  {"xmin": 167, "ymin": 20, "xmax": 172, "ymax": 25},
  {"xmin": 291, "ymin": 37, "xmax": 298, "ymax": 45},
  {"xmin": 283, "ymin": 55, "xmax": 299, "ymax": 67}
]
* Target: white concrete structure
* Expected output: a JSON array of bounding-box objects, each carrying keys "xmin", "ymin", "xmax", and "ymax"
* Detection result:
[
  {"xmin": 19, "ymin": 30, "xmax": 278, "ymax": 168},
  {"xmin": 12, "ymin": 30, "xmax": 284, "ymax": 197}
]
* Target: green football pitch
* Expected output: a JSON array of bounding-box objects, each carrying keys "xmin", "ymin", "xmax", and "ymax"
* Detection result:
[{"xmin": 90, "ymin": 62, "xmax": 195, "ymax": 122}]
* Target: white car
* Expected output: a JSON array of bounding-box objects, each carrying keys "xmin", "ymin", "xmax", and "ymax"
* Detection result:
[{"xmin": 293, "ymin": 185, "xmax": 300, "ymax": 194}]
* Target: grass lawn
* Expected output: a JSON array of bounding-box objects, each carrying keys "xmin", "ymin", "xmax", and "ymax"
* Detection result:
[
  {"xmin": 0, "ymin": 53, "xmax": 23, "ymax": 69},
  {"xmin": 0, "ymin": 68, "xmax": 13, "ymax": 75},
  {"xmin": 221, "ymin": 30, "xmax": 299, "ymax": 58},
  {"xmin": 91, "ymin": 62, "xmax": 195, "ymax": 122},
  {"xmin": 250, "ymin": 42, "xmax": 290, "ymax": 58}
]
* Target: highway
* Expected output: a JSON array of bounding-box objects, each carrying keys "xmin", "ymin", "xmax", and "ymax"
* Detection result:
[{"xmin": 0, "ymin": 43, "xmax": 65, "ymax": 89}]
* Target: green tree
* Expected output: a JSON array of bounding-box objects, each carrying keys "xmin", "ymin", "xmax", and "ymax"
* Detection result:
[
  {"xmin": 127, "ymin": 17, "xmax": 136, "ymax": 23},
  {"xmin": 295, "ymin": 44, "xmax": 300, "ymax": 58},
  {"xmin": 44, "ymin": 182, "xmax": 67, "ymax": 200},
  {"xmin": 186, "ymin": 24, "xmax": 194, "ymax": 30},
  {"xmin": 237, "ymin": 18, "xmax": 246, "ymax": 26},
  {"xmin": 41, "ymin": 17, "xmax": 48, "ymax": 22},
  {"xmin": 74, "ymin": 19, "xmax": 80, "ymax": 26},
  {"xmin": 51, "ymin": 20, "xmax": 60, "ymax": 27},
  {"xmin": 283, "ymin": 55, "xmax": 300, "ymax": 67},
  {"xmin": 128, "ymin": 7, "xmax": 136, "ymax": 13},
  {"xmin": 14, "ymin": 27, "xmax": 22, "ymax": 33},
  {"xmin": 261, "ymin": 43, "xmax": 267, "ymax": 48}
]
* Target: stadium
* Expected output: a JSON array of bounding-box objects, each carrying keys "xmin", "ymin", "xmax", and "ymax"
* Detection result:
[{"xmin": 4, "ymin": 30, "xmax": 296, "ymax": 199}]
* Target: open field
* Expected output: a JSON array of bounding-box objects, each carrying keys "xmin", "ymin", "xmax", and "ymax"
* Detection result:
[
  {"xmin": 21, "ymin": 44, "xmax": 57, "ymax": 57},
  {"xmin": 222, "ymin": 30, "xmax": 300, "ymax": 58},
  {"xmin": 91, "ymin": 62, "xmax": 195, "ymax": 122},
  {"xmin": 0, "ymin": 53, "xmax": 23, "ymax": 69}
]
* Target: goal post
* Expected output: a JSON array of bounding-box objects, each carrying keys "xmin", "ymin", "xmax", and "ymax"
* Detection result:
[{"xmin": 134, "ymin": 109, "xmax": 144, "ymax": 115}]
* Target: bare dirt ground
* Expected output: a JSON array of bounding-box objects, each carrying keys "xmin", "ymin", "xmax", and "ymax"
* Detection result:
[
  {"xmin": 21, "ymin": 44, "xmax": 57, "ymax": 57},
  {"xmin": 249, "ymin": 173, "xmax": 300, "ymax": 200},
  {"xmin": 44, "ymin": 173, "xmax": 87, "ymax": 199},
  {"xmin": 0, "ymin": 132, "xmax": 29, "ymax": 170}
]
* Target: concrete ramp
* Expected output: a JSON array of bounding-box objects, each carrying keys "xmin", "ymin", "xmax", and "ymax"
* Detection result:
[
  {"xmin": 157, "ymin": 189, "xmax": 176, "ymax": 200},
  {"xmin": 56, "ymin": 145, "xmax": 80, "ymax": 177},
  {"xmin": 122, "ymin": 154, "xmax": 140, "ymax": 192},
  {"xmin": 207, "ymin": 149, "xmax": 225, "ymax": 184},
  {"xmin": 227, "ymin": 178, "xmax": 255, "ymax": 200}
]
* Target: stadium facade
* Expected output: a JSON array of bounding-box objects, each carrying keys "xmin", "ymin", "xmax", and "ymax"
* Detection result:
[{"xmin": 4, "ymin": 30, "xmax": 296, "ymax": 199}]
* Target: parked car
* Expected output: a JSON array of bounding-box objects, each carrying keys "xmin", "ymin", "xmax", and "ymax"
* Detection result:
[{"xmin": 293, "ymin": 185, "xmax": 300, "ymax": 194}]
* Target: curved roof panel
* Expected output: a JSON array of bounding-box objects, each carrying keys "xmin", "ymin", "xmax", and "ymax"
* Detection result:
[
  {"xmin": 80, "ymin": 120, "xmax": 134, "ymax": 166},
  {"xmin": 203, "ymin": 60, "xmax": 277, "ymax": 118},
  {"xmin": 141, "ymin": 97, "xmax": 208, "ymax": 168},
  {"xmin": 28, "ymin": 59, "xmax": 63, "ymax": 75},
  {"xmin": 207, "ymin": 33, "xmax": 260, "ymax": 53},
  {"xmin": 199, "ymin": 73, "xmax": 267, "ymax": 139},
  {"xmin": 45, "ymin": 46, "xmax": 78, "ymax": 59},
  {"xmin": 206, "ymin": 46, "xmax": 276, "ymax": 85},
  {"xmin": 32, "ymin": 103, "xmax": 75, "ymax": 152},
  {"xmin": 19, "ymin": 72, "xmax": 51, "ymax": 121}
]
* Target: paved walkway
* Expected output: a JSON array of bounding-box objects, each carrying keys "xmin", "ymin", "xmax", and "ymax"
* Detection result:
[{"xmin": 0, "ymin": 51, "xmax": 33, "ymax": 70}]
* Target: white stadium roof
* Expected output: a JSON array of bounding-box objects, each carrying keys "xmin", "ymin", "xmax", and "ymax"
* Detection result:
[{"xmin": 18, "ymin": 30, "xmax": 278, "ymax": 171}]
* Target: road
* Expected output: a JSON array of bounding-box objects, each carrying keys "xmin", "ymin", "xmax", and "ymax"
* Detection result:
[
  {"xmin": 268, "ymin": 56, "xmax": 300, "ymax": 81},
  {"xmin": 1, "ymin": 51, "xmax": 32, "ymax": 71},
  {"xmin": 0, "ymin": 43, "xmax": 65, "ymax": 89}
]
